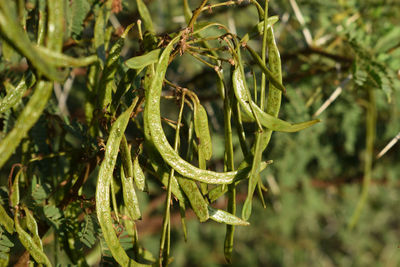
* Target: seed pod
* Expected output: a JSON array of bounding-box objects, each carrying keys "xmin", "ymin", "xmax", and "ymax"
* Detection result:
[
  {"xmin": 177, "ymin": 177, "xmax": 209, "ymax": 222},
  {"xmin": 232, "ymin": 67, "xmax": 320, "ymax": 132},
  {"xmin": 125, "ymin": 49, "xmax": 161, "ymax": 70},
  {"xmin": 121, "ymin": 166, "xmax": 141, "ymax": 220},
  {"xmin": 194, "ymin": 102, "xmax": 213, "ymax": 161},
  {"xmin": 15, "ymin": 211, "xmax": 52, "ymax": 266},
  {"xmin": 208, "ymin": 207, "xmax": 249, "ymax": 226},
  {"xmin": 96, "ymin": 101, "xmax": 149, "ymax": 266},
  {"xmin": 133, "ymin": 155, "xmax": 146, "ymax": 192},
  {"xmin": 0, "ymin": 205, "xmax": 14, "ymax": 234},
  {"xmin": 23, "ymin": 207, "xmax": 43, "ymax": 250},
  {"xmin": 143, "ymin": 34, "xmax": 239, "ymax": 184}
]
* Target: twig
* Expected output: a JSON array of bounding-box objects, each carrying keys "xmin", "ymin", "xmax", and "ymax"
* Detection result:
[
  {"xmin": 313, "ymin": 75, "xmax": 351, "ymax": 117},
  {"xmin": 200, "ymin": 1, "xmax": 236, "ymax": 12},
  {"xmin": 289, "ymin": 0, "xmax": 313, "ymax": 46},
  {"xmin": 377, "ymin": 131, "xmax": 400, "ymax": 159},
  {"xmin": 188, "ymin": 0, "xmax": 209, "ymax": 28}
]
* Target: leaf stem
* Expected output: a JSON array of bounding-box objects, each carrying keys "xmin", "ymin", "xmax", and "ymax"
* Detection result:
[
  {"xmin": 159, "ymin": 92, "xmax": 186, "ymax": 265},
  {"xmin": 188, "ymin": 0, "xmax": 209, "ymax": 28},
  {"xmin": 348, "ymin": 87, "xmax": 376, "ymax": 229}
]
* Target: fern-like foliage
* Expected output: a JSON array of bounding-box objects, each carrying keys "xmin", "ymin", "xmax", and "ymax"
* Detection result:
[
  {"xmin": 67, "ymin": 0, "xmax": 91, "ymax": 40},
  {"xmin": 30, "ymin": 175, "xmax": 49, "ymax": 204},
  {"xmin": 77, "ymin": 213, "xmax": 100, "ymax": 249},
  {"xmin": 43, "ymin": 205, "xmax": 63, "ymax": 229},
  {"xmin": 0, "ymin": 227, "xmax": 13, "ymax": 261},
  {"xmin": 349, "ymin": 38, "xmax": 396, "ymax": 101}
]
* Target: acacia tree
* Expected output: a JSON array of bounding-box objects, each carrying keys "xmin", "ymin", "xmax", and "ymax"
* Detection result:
[{"xmin": 0, "ymin": 0, "xmax": 398, "ymax": 266}]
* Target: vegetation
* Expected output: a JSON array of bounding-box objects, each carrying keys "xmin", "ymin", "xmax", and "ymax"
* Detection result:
[{"xmin": 0, "ymin": 0, "xmax": 399, "ymax": 266}]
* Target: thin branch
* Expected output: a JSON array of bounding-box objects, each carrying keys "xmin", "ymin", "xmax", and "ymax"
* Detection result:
[
  {"xmin": 313, "ymin": 75, "xmax": 351, "ymax": 117},
  {"xmin": 377, "ymin": 131, "xmax": 400, "ymax": 159},
  {"xmin": 289, "ymin": 0, "xmax": 313, "ymax": 46}
]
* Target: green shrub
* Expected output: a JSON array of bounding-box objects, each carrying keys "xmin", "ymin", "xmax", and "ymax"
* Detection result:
[{"xmin": 0, "ymin": 0, "xmax": 398, "ymax": 266}]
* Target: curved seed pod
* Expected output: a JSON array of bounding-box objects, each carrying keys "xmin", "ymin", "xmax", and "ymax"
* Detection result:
[
  {"xmin": 34, "ymin": 46, "xmax": 98, "ymax": 67},
  {"xmin": 0, "ymin": 205, "xmax": 14, "ymax": 234},
  {"xmin": 0, "ymin": 81, "xmax": 53, "ymax": 168},
  {"xmin": 144, "ymin": 34, "xmax": 240, "ymax": 185},
  {"xmin": 208, "ymin": 207, "xmax": 249, "ymax": 226},
  {"xmin": 0, "ymin": 1, "xmax": 66, "ymax": 81},
  {"xmin": 14, "ymin": 212, "xmax": 52, "ymax": 267},
  {"xmin": 232, "ymin": 67, "xmax": 320, "ymax": 132},
  {"xmin": 23, "ymin": 207, "xmax": 43, "ymax": 250},
  {"xmin": 142, "ymin": 66, "xmax": 186, "ymax": 203},
  {"xmin": 10, "ymin": 169, "xmax": 21, "ymax": 208},
  {"xmin": 0, "ymin": 72, "xmax": 35, "ymax": 114},
  {"xmin": 121, "ymin": 166, "xmax": 141, "ymax": 220},
  {"xmin": 125, "ymin": 49, "xmax": 161, "ymax": 70},
  {"xmin": 194, "ymin": 102, "xmax": 212, "ymax": 161},
  {"xmin": 96, "ymin": 102, "xmax": 149, "ymax": 266}
]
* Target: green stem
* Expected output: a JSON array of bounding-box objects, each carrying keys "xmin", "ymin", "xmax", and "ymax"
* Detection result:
[
  {"xmin": 348, "ymin": 87, "xmax": 376, "ymax": 229},
  {"xmin": 260, "ymin": 0, "xmax": 269, "ymax": 110},
  {"xmin": 159, "ymin": 92, "xmax": 186, "ymax": 265},
  {"xmin": 200, "ymin": 1, "xmax": 236, "ymax": 11},
  {"xmin": 218, "ymin": 73, "xmax": 236, "ymax": 263},
  {"xmin": 188, "ymin": 0, "xmax": 209, "ymax": 28}
]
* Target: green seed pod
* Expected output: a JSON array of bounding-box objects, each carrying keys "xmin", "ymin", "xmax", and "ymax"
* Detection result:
[
  {"xmin": 133, "ymin": 155, "xmax": 146, "ymax": 192},
  {"xmin": 0, "ymin": 205, "xmax": 14, "ymax": 234},
  {"xmin": 23, "ymin": 207, "xmax": 43, "ymax": 250},
  {"xmin": 232, "ymin": 67, "xmax": 320, "ymax": 132},
  {"xmin": 14, "ymin": 212, "xmax": 52, "ymax": 266},
  {"xmin": 96, "ymin": 101, "xmax": 150, "ymax": 266},
  {"xmin": 194, "ymin": 103, "xmax": 213, "ymax": 161},
  {"xmin": 143, "ymin": 34, "xmax": 239, "ymax": 185},
  {"xmin": 208, "ymin": 207, "xmax": 249, "ymax": 226},
  {"xmin": 125, "ymin": 49, "xmax": 161, "ymax": 70},
  {"xmin": 121, "ymin": 166, "xmax": 141, "ymax": 220}
]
